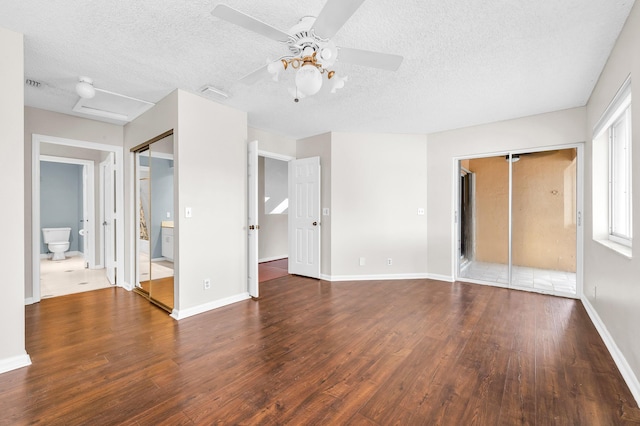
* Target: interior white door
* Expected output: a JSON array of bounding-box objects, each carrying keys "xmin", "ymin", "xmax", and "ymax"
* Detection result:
[
  {"xmin": 288, "ymin": 157, "xmax": 321, "ymax": 279},
  {"xmin": 103, "ymin": 152, "xmax": 116, "ymax": 285},
  {"xmin": 247, "ymin": 140, "xmax": 259, "ymax": 298}
]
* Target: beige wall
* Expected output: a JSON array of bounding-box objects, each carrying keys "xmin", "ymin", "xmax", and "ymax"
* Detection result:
[
  {"xmin": 584, "ymin": 0, "xmax": 640, "ymax": 391},
  {"xmin": 257, "ymin": 157, "xmax": 288, "ymax": 261},
  {"xmin": 331, "ymin": 132, "xmax": 428, "ymax": 277},
  {"xmin": 125, "ymin": 90, "xmax": 248, "ymax": 316},
  {"xmin": 249, "ymin": 127, "xmax": 296, "ymax": 157},
  {"xmin": 427, "ymin": 107, "xmax": 587, "ymax": 279},
  {"xmin": 0, "ymin": 27, "xmax": 30, "ymax": 372},
  {"xmin": 470, "ymin": 149, "xmax": 577, "ymax": 271},
  {"xmin": 297, "ymin": 133, "xmax": 332, "ymax": 276},
  {"xmin": 176, "ymin": 91, "xmax": 248, "ymax": 311},
  {"xmin": 24, "ymin": 107, "xmax": 123, "ymax": 300}
]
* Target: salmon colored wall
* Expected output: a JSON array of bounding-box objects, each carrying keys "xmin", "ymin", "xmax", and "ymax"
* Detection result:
[{"xmin": 470, "ymin": 149, "xmax": 577, "ymax": 272}]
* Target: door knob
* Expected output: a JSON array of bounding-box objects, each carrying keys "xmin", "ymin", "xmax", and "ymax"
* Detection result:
[
  {"xmin": 249, "ymin": 225, "xmax": 255, "ymax": 230},
  {"xmin": 312, "ymin": 221, "xmax": 318, "ymax": 226}
]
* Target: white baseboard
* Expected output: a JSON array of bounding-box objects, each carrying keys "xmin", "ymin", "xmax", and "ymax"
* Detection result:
[
  {"xmin": 0, "ymin": 353, "xmax": 32, "ymax": 375},
  {"xmin": 582, "ymin": 296, "xmax": 640, "ymax": 406},
  {"xmin": 24, "ymin": 297, "xmax": 36, "ymax": 305},
  {"xmin": 121, "ymin": 281, "xmax": 133, "ymax": 291},
  {"xmin": 322, "ymin": 273, "xmax": 431, "ymax": 282},
  {"xmin": 426, "ymin": 273, "xmax": 455, "ymax": 283},
  {"xmin": 170, "ymin": 292, "xmax": 251, "ymax": 320},
  {"xmin": 259, "ymin": 255, "xmax": 288, "ymax": 263}
]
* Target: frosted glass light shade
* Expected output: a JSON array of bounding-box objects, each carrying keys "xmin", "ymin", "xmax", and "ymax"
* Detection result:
[
  {"xmin": 76, "ymin": 77, "xmax": 96, "ymax": 99},
  {"xmin": 295, "ymin": 65, "xmax": 322, "ymax": 96}
]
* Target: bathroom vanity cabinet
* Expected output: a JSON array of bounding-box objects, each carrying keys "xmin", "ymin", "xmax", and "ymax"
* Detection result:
[{"xmin": 161, "ymin": 223, "xmax": 174, "ymax": 261}]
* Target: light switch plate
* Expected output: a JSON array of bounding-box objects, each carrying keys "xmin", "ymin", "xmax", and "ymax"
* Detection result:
[{"xmin": 185, "ymin": 207, "xmax": 192, "ymax": 218}]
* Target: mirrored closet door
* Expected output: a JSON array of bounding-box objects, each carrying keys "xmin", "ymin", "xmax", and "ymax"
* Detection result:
[
  {"xmin": 133, "ymin": 131, "xmax": 175, "ymax": 312},
  {"xmin": 457, "ymin": 148, "xmax": 579, "ymax": 298}
]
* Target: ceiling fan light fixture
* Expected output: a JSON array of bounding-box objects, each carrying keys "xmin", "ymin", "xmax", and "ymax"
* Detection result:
[
  {"xmin": 295, "ymin": 64, "xmax": 323, "ymax": 96},
  {"xmin": 76, "ymin": 76, "xmax": 96, "ymax": 99}
]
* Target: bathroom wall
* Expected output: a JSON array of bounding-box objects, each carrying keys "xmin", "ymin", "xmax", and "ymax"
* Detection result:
[
  {"xmin": 150, "ymin": 156, "xmax": 173, "ymax": 259},
  {"xmin": 39, "ymin": 161, "xmax": 83, "ymax": 254}
]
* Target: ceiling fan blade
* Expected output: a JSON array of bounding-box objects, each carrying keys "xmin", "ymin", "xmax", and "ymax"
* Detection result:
[
  {"xmin": 212, "ymin": 4, "xmax": 290, "ymax": 43},
  {"xmin": 311, "ymin": 0, "xmax": 366, "ymax": 39},
  {"xmin": 337, "ymin": 47, "xmax": 403, "ymax": 71},
  {"xmin": 238, "ymin": 65, "xmax": 269, "ymax": 85}
]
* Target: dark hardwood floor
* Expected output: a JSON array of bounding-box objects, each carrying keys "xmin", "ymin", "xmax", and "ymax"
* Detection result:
[
  {"xmin": 259, "ymin": 258, "xmax": 289, "ymax": 283},
  {"xmin": 1, "ymin": 276, "xmax": 639, "ymax": 425}
]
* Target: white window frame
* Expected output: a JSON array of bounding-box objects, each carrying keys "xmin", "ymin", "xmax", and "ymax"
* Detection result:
[
  {"xmin": 608, "ymin": 106, "xmax": 632, "ymax": 247},
  {"xmin": 593, "ymin": 75, "xmax": 632, "ymax": 253}
]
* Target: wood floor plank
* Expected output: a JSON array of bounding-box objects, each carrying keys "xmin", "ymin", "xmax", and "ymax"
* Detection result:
[{"xmin": 0, "ymin": 278, "xmax": 637, "ymax": 424}]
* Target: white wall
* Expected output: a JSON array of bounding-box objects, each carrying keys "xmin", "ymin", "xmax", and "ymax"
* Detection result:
[
  {"xmin": 125, "ymin": 90, "xmax": 248, "ymax": 317},
  {"xmin": 331, "ymin": 132, "xmax": 429, "ymax": 278},
  {"xmin": 249, "ymin": 126, "xmax": 296, "ymax": 157},
  {"xmin": 0, "ymin": 27, "xmax": 30, "ymax": 373},
  {"xmin": 584, "ymin": 0, "xmax": 640, "ymax": 398},
  {"xmin": 426, "ymin": 107, "xmax": 587, "ymax": 279},
  {"xmin": 24, "ymin": 107, "xmax": 123, "ymax": 299},
  {"xmin": 176, "ymin": 91, "xmax": 248, "ymax": 313}
]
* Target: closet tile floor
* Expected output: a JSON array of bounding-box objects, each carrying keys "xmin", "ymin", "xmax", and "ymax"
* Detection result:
[
  {"xmin": 40, "ymin": 255, "xmax": 113, "ymax": 298},
  {"xmin": 459, "ymin": 261, "xmax": 576, "ymax": 295}
]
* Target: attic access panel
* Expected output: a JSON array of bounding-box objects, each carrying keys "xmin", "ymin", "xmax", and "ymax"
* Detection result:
[{"xmin": 73, "ymin": 88, "xmax": 155, "ymax": 123}]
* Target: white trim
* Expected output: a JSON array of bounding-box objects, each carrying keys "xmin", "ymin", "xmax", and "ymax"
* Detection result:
[
  {"xmin": 426, "ymin": 273, "xmax": 455, "ymax": 283},
  {"xmin": 0, "ymin": 353, "xmax": 32, "ymax": 374},
  {"xmin": 259, "ymin": 255, "xmax": 288, "ymax": 263},
  {"xmin": 24, "ymin": 297, "xmax": 35, "ymax": 306},
  {"xmin": 32, "ymin": 134, "xmax": 125, "ymax": 305},
  {"xmin": 582, "ymin": 296, "xmax": 640, "ymax": 406},
  {"xmin": 323, "ymin": 273, "xmax": 431, "ymax": 282},
  {"xmin": 39, "ymin": 155, "xmax": 95, "ymax": 268},
  {"xmin": 593, "ymin": 74, "xmax": 632, "ymax": 139},
  {"xmin": 258, "ymin": 150, "xmax": 295, "ymax": 162},
  {"xmin": 170, "ymin": 293, "xmax": 251, "ymax": 320}
]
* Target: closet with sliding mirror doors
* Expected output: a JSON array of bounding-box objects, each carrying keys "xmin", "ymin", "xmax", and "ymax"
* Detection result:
[
  {"xmin": 457, "ymin": 147, "xmax": 581, "ymax": 298},
  {"xmin": 132, "ymin": 130, "xmax": 175, "ymax": 312}
]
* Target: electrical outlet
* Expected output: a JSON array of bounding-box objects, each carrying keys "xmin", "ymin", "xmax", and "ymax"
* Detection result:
[
  {"xmin": 359, "ymin": 257, "xmax": 366, "ymax": 266},
  {"xmin": 203, "ymin": 278, "xmax": 211, "ymax": 290},
  {"xmin": 594, "ymin": 285, "xmax": 597, "ymax": 300},
  {"xmin": 417, "ymin": 208, "xmax": 425, "ymax": 215},
  {"xmin": 387, "ymin": 258, "xmax": 392, "ymax": 266}
]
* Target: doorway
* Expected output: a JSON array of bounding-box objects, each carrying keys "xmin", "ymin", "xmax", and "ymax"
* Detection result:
[
  {"xmin": 456, "ymin": 146, "xmax": 583, "ymax": 298},
  {"xmin": 31, "ymin": 134, "xmax": 124, "ymax": 303}
]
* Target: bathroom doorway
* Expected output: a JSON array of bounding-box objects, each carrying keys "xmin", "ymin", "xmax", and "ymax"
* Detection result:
[{"xmin": 31, "ymin": 134, "xmax": 124, "ymax": 303}]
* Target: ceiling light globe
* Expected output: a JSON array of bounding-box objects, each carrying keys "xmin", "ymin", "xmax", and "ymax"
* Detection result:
[
  {"xmin": 76, "ymin": 78, "xmax": 95, "ymax": 99},
  {"xmin": 295, "ymin": 65, "xmax": 322, "ymax": 96}
]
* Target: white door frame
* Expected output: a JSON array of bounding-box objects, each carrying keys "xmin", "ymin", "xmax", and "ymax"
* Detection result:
[
  {"xmin": 31, "ymin": 134, "xmax": 125, "ymax": 304},
  {"xmin": 39, "ymin": 155, "xmax": 95, "ymax": 267},
  {"xmin": 247, "ymin": 147, "xmax": 295, "ymax": 295},
  {"xmin": 452, "ymin": 143, "xmax": 584, "ymax": 299}
]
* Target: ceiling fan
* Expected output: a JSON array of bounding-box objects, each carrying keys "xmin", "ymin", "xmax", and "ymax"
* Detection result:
[{"xmin": 212, "ymin": 0, "xmax": 403, "ymax": 101}]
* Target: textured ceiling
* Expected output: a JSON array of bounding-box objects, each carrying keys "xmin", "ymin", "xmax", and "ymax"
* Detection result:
[{"xmin": 1, "ymin": 0, "xmax": 635, "ymax": 139}]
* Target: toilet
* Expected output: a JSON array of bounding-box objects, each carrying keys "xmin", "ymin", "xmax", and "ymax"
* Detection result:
[{"xmin": 42, "ymin": 227, "xmax": 71, "ymax": 260}]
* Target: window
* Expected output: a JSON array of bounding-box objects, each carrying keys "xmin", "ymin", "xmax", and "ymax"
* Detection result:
[{"xmin": 609, "ymin": 106, "xmax": 632, "ymax": 246}]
